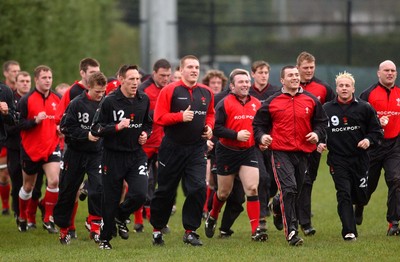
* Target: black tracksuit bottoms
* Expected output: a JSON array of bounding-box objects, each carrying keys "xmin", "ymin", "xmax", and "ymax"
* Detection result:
[
  {"xmin": 100, "ymin": 149, "xmax": 148, "ymax": 241},
  {"xmin": 150, "ymin": 138, "xmax": 207, "ymax": 232},
  {"xmin": 54, "ymin": 148, "xmax": 102, "ymax": 228}
]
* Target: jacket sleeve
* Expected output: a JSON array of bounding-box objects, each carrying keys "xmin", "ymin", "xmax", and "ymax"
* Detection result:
[
  {"xmin": 60, "ymin": 100, "xmax": 90, "ymax": 142},
  {"xmin": 17, "ymin": 95, "xmax": 38, "ymax": 130},
  {"xmin": 1, "ymin": 85, "xmax": 16, "ymax": 125},
  {"xmin": 365, "ymin": 103, "xmax": 383, "ymax": 147},
  {"xmin": 153, "ymin": 86, "xmax": 183, "ymax": 126},
  {"xmin": 213, "ymin": 98, "xmax": 236, "ymax": 140},
  {"xmin": 90, "ymin": 98, "xmax": 118, "ymax": 137},
  {"xmin": 205, "ymin": 90, "xmax": 215, "ymax": 129},
  {"xmin": 311, "ymin": 98, "xmax": 328, "ymax": 143},
  {"xmin": 142, "ymin": 98, "xmax": 153, "ymax": 138},
  {"xmin": 253, "ymin": 101, "xmax": 272, "ymax": 144}
]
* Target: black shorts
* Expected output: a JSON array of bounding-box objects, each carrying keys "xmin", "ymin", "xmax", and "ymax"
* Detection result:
[
  {"xmin": 21, "ymin": 145, "xmax": 61, "ymax": 175},
  {"xmin": 216, "ymin": 143, "xmax": 258, "ymax": 176}
]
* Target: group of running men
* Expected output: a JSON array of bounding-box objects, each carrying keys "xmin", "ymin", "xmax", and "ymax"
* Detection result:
[{"xmin": 0, "ymin": 52, "xmax": 399, "ymax": 249}]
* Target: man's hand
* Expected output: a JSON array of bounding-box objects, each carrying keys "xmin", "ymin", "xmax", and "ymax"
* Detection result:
[
  {"xmin": 182, "ymin": 105, "xmax": 194, "ymax": 122},
  {"xmin": 206, "ymin": 139, "xmax": 214, "ymax": 152},
  {"xmin": 138, "ymin": 131, "xmax": 148, "ymax": 145},
  {"xmin": 35, "ymin": 111, "xmax": 47, "ymax": 124},
  {"xmin": 202, "ymin": 125, "xmax": 213, "ymax": 140},
  {"xmin": 88, "ymin": 131, "xmax": 99, "ymax": 142},
  {"xmin": 380, "ymin": 115, "xmax": 389, "ymax": 127},
  {"xmin": 317, "ymin": 143, "xmax": 327, "ymax": 153},
  {"xmin": 237, "ymin": 130, "xmax": 251, "ymax": 142},
  {"xmin": 0, "ymin": 102, "xmax": 9, "ymax": 115},
  {"xmin": 117, "ymin": 118, "xmax": 130, "ymax": 130},
  {"xmin": 260, "ymin": 134, "xmax": 272, "ymax": 147},
  {"xmin": 357, "ymin": 138, "xmax": 370, "ymax": 150},
  {"xmin": 306, "ymin": 132, "xmax": 319, "ymax": 144}
]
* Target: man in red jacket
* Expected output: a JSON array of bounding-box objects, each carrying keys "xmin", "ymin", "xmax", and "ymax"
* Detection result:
[
  {"xmin": 17, "ymin": 65, "xmax": 61, "ymax": 234},
  {"xmin": 358, "ymin": 60, "xmax": 400, "ymax": 235},
  {"xmin": 253, "ymin": 65, "xmax": 328, "ymax": 246}
]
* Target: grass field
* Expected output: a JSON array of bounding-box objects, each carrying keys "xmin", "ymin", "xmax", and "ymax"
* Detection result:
[{"xmin": 0, "ymin": 153, "xmax": 396, "ymax": 262}]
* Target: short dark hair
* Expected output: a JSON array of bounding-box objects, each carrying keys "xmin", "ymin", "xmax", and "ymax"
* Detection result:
[
  {"xmin": 117, "ymin": 64, "xmax": 139, "ymax": 78},
  {"xmin": 229, "ymin": 69, "xmax": 250, "ymax": 84},
  {"xmin": 88, "ymin": 71, "xmax": 107, "ymax": 88},
  {"xmin": 153, "ymin": 59, "xmax": 171, "ymax": 72},
  {"xmin": 280, "ymin": 65, "xmax": 296, "ymax": 79},
  {"xmin": 16, "ymin": 71, "xmax": 30, "ymax": 82},
  {"xmin": 79, "ymin": 57, "xmax": 100, "ymax": 72},
  {"xmin": 180, "ymin": 55, "xmax": 199, "ymax": 69},
  {"xmin": 34, "ymin": 65, "xmax": 52, "ymax": 78},
  {"xmin": 2, "ymin": 60, "xmax": 19, "ymax": 73},
  {"xmin": 251, "ymin": 60, "xmax": 270, "ymax": 73}
]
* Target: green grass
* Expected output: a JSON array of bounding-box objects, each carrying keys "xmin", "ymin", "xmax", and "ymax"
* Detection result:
[{"xmin": 0, "ymin": 153, "xmax": 395, "ymax": 262}]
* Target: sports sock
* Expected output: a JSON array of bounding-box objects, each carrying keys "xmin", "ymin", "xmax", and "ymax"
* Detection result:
[
  {"xmin": 43, "ymin": 187, "xmax": 59, "ymax": 223},
  {"xmin": 18, "ymin": 187, "xmax": 32, "ymax": 221},
  {"xmin": 27, "ymin": 198, "xmax": 39, "ymax": 224},
  {"xmin": 0, "ymin": 182, "xmax": 10, "ymax": 209},
  {"xmin": 209, "ymin": 193, "xmax": 225, "ymax": 220},
  {"xmin": 247, "ymin": 195, "xmax": 260, "ymax": 234},
  {"xmin": 69, "ymin": 201, "xmax": 78, "ymax": 230},
  {"xmin": 134, "ymin": 206, "xmax": 144, "ymax": 225},
  {"xmin": 144, "ymin": 206, "xmax": 151, "ymax": 220}
]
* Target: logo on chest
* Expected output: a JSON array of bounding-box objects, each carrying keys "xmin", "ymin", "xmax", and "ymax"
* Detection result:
[
  {"xmin": 51, "ymin": 102, "xmax": 57, "ymax": 111},
  {"xmin": 397, "ymin": 98, "xmax": 400, "ymax": 107}
]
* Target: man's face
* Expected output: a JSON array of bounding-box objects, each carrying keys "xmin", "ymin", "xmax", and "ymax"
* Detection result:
[
  {"xmin": 251, "ymin": 66, "xmax": 270, "ymax": 87},
  {"xmin": 81, "ymin": 65, "xmax": 100, "ymax": 87},
  {"xmin": 181, "ymin": 58, "xmax": 200, "ymax": 86},
  {"xmin": 153, "ymin": 67, "xmax": 171, "ymax": 88},
  {"xmin": 297, "ymin": 60, "xmax": 315, "ymax": 82},
  {"xmin": 378, "ymin": 61, "xmax": 397, "ymax": 88},
  {"xmin": 231, "ymin": 73, "xmax": 251, "ymax": 99},
  {"xmin": 4, "ymin": 64, "xmax": 21, "ymax": 85},
  {"xmin": 281, "ymin": 68, "xmax": 300, "ymax": 91},
  {"xmin": 15, "ymin": 75, "xmax": 31, "ymax": 95},
  {"xmin": 88, "ymin": 84, "xmax": 106, "ymax": 101},
  {"xmin": 35, "ymin": 70, "xmax": 53, "ymax": 93},
  {"xmin": 336, "ymin": 77, "xmax": 354, "ymax": 102},
  {"xmin": 120, "ymin": 69, "xmax": 140, "ymax": 97},
  {"xmin": 209, "ymin": 76, "xmax": 223, "ymax": 94}
]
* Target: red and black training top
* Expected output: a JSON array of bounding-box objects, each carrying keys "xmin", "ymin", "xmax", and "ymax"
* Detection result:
[
  {"xmin": 300, "ymin": 77, "xmax": 334, "ymax": 105},
  {"xmin": 214, "ymin": 93, "xmax": 261, "ymax": 149},
  {"xmin": 249, "ymin": 83, "xmax": 280, "ymax": 104},
  {"xmin": 154, "ymin": 80, "xmax": 215, "ymax": 145},
  {"xmin": 253, "ymin": 88, "xmax": 328, "ymax": 153},
  {"xmin": 18, "ymin": 89, "xmax": 61, "ymax": 161},
  {"xmin": 360, "ymin": 83, "xmax": 400, "ymax": 139}
]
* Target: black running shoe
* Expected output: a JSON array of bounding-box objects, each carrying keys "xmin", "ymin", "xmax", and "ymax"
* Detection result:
[
  {"xmin": 2, "ymin": 208, "xmax": 10, "ymax": 216},
  {"xmin": 59, "ymin": 232, "xmax": 71, "ymax": 245},
  {"xmin": 17, "ymin": 218, "xmax": 27, "ymax": 232},
  {"xmin": 287, "ymin": 230, "xmax": 304, "ymax": 246},
  {"xmin": 252, "ymin": 227, "xmax": 268, "ymax": 242},
  {"xmin": 115, "ymin": 218, "xmax": 129, "ymax": 240},
  {"xmin": 99, "ymin": 240, "xmax": 112, "ymax": 250},
  {"xmin": 301, "ymin": 225, "xmax": 316, "ymax": 236},
  {"xmin": 43, "ymin": 221, "xmax": 58, "ymax": 234},
  {"xmin": 68, "ymin": 229, "xmax": 77, "ymax": 239},
  {"xmin": 219, "ymin": 229, "xmax": 234, "ymax": 238},
  {"xmin": 90, "ymin": 231, "xmax": 101, "ymax": 243},
  {"xmin": 204, "ymin": 214, "xmax": 216, "ymax": 238},
  {"xmin": 133, "ymin": 223, "xmax": 144, "ymax": 233},
  {"xmin": 27, "ymin": 222, "xmax": 37, "ymax": 230},
  {"xmin": 387, "ymin": 223, "xmax": 400, "ymax": 236},
  {"xmin": 344, "ymin": 233, "xmax": 357, "ymax": 241},
  {"xmin": 183, "ymin": 231, "xmax": 203, "ymax": 246},
  {"xmin": 152, "ymin": 231, "xmax": 165, "ymax": 246}
]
